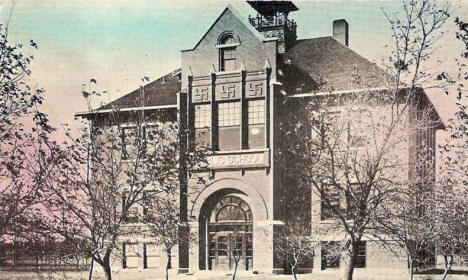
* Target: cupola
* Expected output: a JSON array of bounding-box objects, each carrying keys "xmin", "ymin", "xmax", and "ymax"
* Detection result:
[{"xmin": 247, "ymin": 0, "xmax": 299, "ymax": 53}]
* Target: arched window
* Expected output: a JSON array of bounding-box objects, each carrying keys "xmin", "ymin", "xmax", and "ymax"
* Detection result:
[
  {"xmin": 210, "ymin": 196, "xmax": 252, "ymax": 222},
  {"xmin": 220, "ymin": 35, "xmax": 236, "ymax": 45},
  {"xmin": 219, "ymin": 34, "xmax": 237, "ymax": 71}
]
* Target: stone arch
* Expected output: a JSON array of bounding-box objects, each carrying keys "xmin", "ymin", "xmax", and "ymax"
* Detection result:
[
  {"xmin": 190, "ymin": 178, "xmax": 268, "ymax": 222},
  {"xmin": 217, "ymin": 30, "xmax": 241, "ymax": 45}
]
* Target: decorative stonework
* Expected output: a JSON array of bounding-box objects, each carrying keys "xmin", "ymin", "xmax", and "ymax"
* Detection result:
[
  {"xmin": 246, "ymin": 81, "xmax": 265, "ymax": 98},
  {"xmin": 209, "ymin": 150, "xmax": 269, "ymax": 169},
  {"xmin": 216, "ymin": 84, "xmax": 239, "ymax": 101},
  {"xmin": 192, "ymin": 86, "xmax": 210, "ymax": 103}
]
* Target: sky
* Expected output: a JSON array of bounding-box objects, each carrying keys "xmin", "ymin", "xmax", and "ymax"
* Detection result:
[{"xmin": 1, "ymin": 0, "xmax": 467, "ymax": 129}]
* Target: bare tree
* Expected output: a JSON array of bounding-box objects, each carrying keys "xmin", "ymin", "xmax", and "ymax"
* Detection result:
[
  {"xmin": 274, "ymin": 217, "xmax": 317, "ymax": 280},
  {"xmin": 279, "ymin": 2, "xmax": 449, "ymax": 280},
  {"xmin": 43, "ymin": 85, "xmax": 207, "ymax": 280},
  {"xmin": 228, "ymin": 229, "xmax": 244, "ymax": 280},
  {"xmin": 435, "ymin": 112, "xmax": 468, "ymax": 280},
  {"xmin": 283, "ymin": 91, "xmax": 429, "ymax": 280},
  {"xmin": 138, "ymin": 191, "xmax": 198, "ymax": 280},
  {"xmin": 0, "ymin": 17, "xmax": 54, "ymax": 250}
]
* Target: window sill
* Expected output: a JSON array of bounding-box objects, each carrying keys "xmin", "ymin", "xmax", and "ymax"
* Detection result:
[
  {"xmin": 213, "ymin": 148, "xmax": 268, "ymax": 155},
  {"xmin": 216, "ymin": 43, "xmax": 240, "ymax": 49}
]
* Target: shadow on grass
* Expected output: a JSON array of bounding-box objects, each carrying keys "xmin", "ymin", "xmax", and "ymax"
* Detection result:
[{"xmin": 415, "ymin": 268, "xmax": 468, "ymax": 275}]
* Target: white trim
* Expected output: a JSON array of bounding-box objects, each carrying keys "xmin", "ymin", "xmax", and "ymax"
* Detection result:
[
  {"xmin": 216, "ymin": 42, "xmax": 240, "ymax": 49},
  {"xmin": 212, "ymin": 148, "xmax": 269, "ymax": 155},
  {"xmin": 289, "ymin": 87, "xmax": 389, "ymax": 98},
  {"xmin": 184, "ymin": 5, "xmax": 272, "ymax": 52},
  {"xmin": 75, "ymin": 104, "xmax": 178, "ymax": 117}
]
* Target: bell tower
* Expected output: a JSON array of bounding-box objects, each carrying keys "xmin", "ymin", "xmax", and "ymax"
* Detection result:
[{"xmin": 247, "ymin": 0, "xmax": 299, "ymax": 53}]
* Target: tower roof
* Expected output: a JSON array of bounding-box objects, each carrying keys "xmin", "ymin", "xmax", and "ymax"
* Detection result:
[{"xmin": 247, "ymin": 0, "xmax": 299, "ymax": 15}]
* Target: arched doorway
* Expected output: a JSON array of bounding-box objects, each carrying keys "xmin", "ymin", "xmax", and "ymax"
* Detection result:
[{"xmin": 201, "ymin": 194, "xmax": 253, "ymax": 271}]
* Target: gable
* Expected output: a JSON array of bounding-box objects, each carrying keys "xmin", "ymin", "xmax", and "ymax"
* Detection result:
[
  {"xmin": 189, "ymin": 5, "xmax": 268, "ymax": 51},
  {"xmin": 181, "ymin": 5, "xmax": 276, "ymax": 85}
]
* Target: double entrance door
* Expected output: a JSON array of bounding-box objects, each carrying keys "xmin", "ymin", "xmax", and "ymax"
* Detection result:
[{"xmin": 208, "ymin": 224, "xmax": 253, "ymax": 271}]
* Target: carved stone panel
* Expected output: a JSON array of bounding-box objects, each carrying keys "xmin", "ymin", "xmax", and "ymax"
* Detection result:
[
  {"xmin": 246, "ymin": 81, "xmax": 265, "ymax": 98},
  {"xmin": 192, "ymin": 86, "xmax": 210, "ymax": 103},
  {"xmin": 209, "ymin": 150, "xmax": 269, "ymax": 169},
  {"xmin": 215, "ymin": 83, "xmax": 240, "ymax": 101}
]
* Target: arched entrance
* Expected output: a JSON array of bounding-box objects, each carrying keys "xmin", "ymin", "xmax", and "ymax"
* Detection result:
[{"xmin": 199, "ymin": 193, "xmax": 253, "ymax": 271}]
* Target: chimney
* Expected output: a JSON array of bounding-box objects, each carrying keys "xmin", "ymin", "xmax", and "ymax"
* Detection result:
[{"xmin": 333, "ymin": 19, "xmax": 349, "ymax": 47}]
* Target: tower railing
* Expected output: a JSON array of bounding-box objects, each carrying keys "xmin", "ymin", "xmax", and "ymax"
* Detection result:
[{"xmin": 248, "ymin": 13, "xmax": 296, "ymax": 30}]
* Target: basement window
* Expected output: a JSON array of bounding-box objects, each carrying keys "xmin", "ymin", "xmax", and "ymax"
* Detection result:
[{"xmin": 321, "ymin": 241, "xmax": 340, "ymax": 270}]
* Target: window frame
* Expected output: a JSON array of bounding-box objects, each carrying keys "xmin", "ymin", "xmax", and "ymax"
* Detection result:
[
  {"xmin": 121, "ymin": 124, "xmax": 158, "ymax": 160},
  {"xmin": 355, "ymin": 241, "xmax": 367, "ymax": 268},
  {"xmin": 194, "ymin": 103, "xmax": 211, "ymax": 129},
  {"xmin": 321, "ymin": 241, "xmax": 341, "ymax": 270},
  {"xmin": 320, "ymin": 184, "xmax": 342, "ymax": 221},
  {"xmin": 218, "ymin": 34, "xmax": 239, "ymax": 72},
  {"xmin": 220, "ymin": 47, "xmax": 236, "ymax": 71},
  {"xmin": 247, "ymin": 99, "xmax": 265, "ymax": 125},
  {"xmin": 218, "ymin": 101, "xmax": 241, "ymax": 128}
]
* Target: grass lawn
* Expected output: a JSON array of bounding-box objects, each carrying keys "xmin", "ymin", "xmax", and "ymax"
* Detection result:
[{"xmin": 0, "ymin": 268, "xmax": 467, "ymax": 280}]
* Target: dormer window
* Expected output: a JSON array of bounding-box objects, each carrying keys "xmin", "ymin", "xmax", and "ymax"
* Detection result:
[{"xmin": 218, "ymin": 34, "xmax": 238, "ymax": 72}]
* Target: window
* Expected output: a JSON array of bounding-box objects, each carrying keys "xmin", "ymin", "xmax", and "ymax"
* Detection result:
[
  {"xmin": 195, "ymin": 104, "xmax": 211, "ymax": 129},
  {"xmin": 121, "ymin": 127, "xmax": 137, "ymax": 160},
  {"xmin": 122, "ymin": 192, "xmax": 139, "ymax": 223},
  {"xmin": 195, "ymin": 104, "xmax": 211, "ymax": 147},
  {"xmin": 321, "ymin": 185, "xmax": 341, "ymax": 221},
  {"xmin": 221, "ymin": 35, "xmax": 236, "ymax": 45},
  {"xmin": 355, "ymin": 241, "xmax": 366, "ymax": 268},
  {"xmin": 221, "ymin": 48, "xmax": 236, "ymax": 71},
  {"xmin": 247, "ymin": 99, "xmax": 265, "ymax": 149},
  {"xmin": 313, "ymin": 110, "xmax": 368, "ymax": 149},
  {"xmin": 219, "ymin": 35, "xmax": 237, "ymax": 71},
  {"xmin": 347, "ymin": 121, "xmax": 367, "ymax": 148},
  {"xmin": 218, "ymin": 101, "xmax": 241, "ymax": 150},
  {"xmin": 218, "ymin": 102, "xmax": 240, "ymax": 127},
  {"xmin": 122, "ymin": 243, "xmax": 140, "ymax": 268},
  {"xmin": 321, "ymin": 241, "xmax": 340, "ymax": 269},
  {"xmin": 142, "ymin": 190, "xmax": 156, "ymax": 220},
  {"xmin": 143, "ymin": 243, "xmax": 160, "ymax": 269},
  {"xmin": 122, "ymin": 125, "xmax": 156, "ymax": 159}
]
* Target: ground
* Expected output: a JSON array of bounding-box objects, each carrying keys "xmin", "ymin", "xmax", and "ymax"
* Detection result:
[{"xmin": 1, "ymin": 269, "xmax": 468, "ymax": 280}]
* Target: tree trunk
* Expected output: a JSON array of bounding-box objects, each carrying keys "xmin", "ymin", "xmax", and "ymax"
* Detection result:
[
  {"xmin": 343, "ymin": 242, "xmax": 358, "ymax": 280},
  {"xmin": 232, "ymin": 260, "xmax": 239, "ymax": 280},
  {"xmin": 88, "ymin": 257, "xmax": 94, "ymax": 280},
  {"xmin": 441, "ymin": 255, "xmax": 453, "ymax": 280},
  {"xmin": 166, "ymin": 249, "xmax": 172, "ymax": 269},
  {"xmin": 408, "ymin": 255, "xmax": 414, "ymax": 280},
  {"xmin": 103, "ymin": 263, "xmax": 112, "ymax": 280},
  {"xmin": 166, "ymin": 256, "xmax": 170, "ymax": 280},
  {"xmin": 291, "ymin": 263, "xmax": 298, "ymax": 280}
]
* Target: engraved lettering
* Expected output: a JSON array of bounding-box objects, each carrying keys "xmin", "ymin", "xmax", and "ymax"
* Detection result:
[{"xmin": 209, "ymin": 152, "xmax": 266, "ymax": 168}]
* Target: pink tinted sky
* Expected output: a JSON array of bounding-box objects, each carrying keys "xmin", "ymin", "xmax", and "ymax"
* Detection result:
[{"xmin": 0, "ymin": 0, "xmax": 467, "ymax": 133}]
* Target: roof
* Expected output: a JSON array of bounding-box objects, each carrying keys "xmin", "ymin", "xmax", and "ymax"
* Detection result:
[
  {"xmin": 98, "ymin": 70, "xmax": 181, "ymax": 110},
  {"xmin": 282, "ymin": 37, "xmax": 387, "ymax": 92},
  {"xmin": 97, "ymin": 38, "xmax": 389, "ymax": 112}
]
